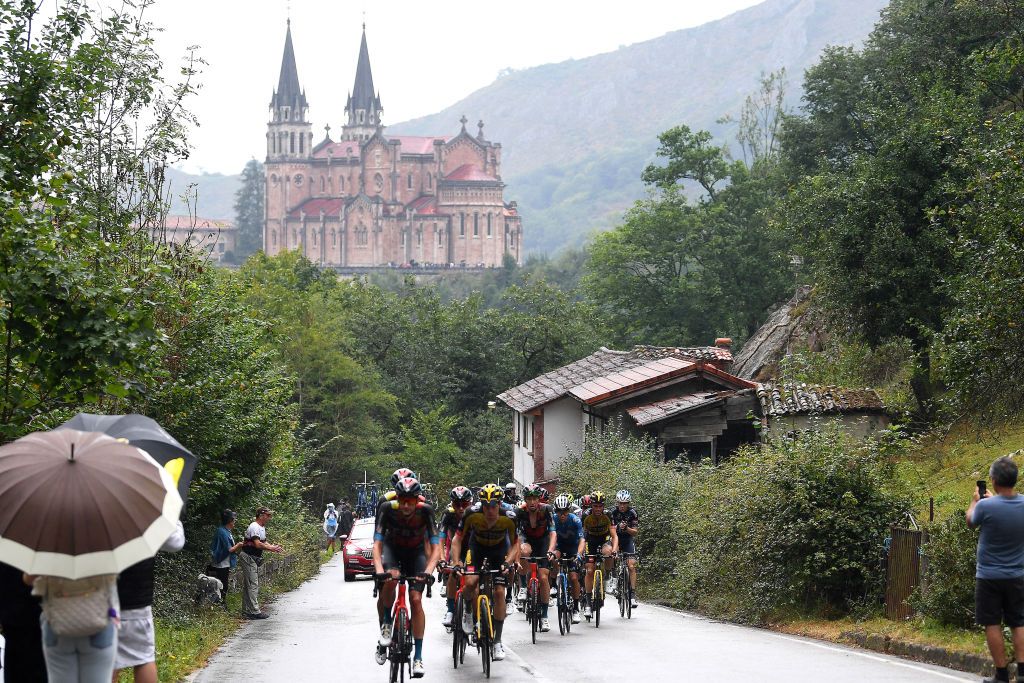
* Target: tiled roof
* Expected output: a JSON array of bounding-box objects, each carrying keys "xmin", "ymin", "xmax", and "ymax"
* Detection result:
[
  {"xmin": 757, "ymin": 383, "xmax": 886, "ymax": 417},
  {"xmin": 445, "ymin": 164, "xmax": 497, "ymax": 182},
  {"xmin": 626, "ymin": 390, "xmax": 735, "ymax": 427},
  {"xmin": 497, "ymin": 345, "xmax": 743, "ymax": 414},
  {"xmin": 163, "ymin": 215, "xmax": 235, "ymax": 230},
  {"xmin": 390, "ymin": 135, "xmax": 447, "ymax": 154},
  {"xmin": 407, "ymin": 195, "xmax": 440, "ymax": 215},
  {"xmin": 632, "ymin": 345, "xmax": 733, "ymax": 363},
  {"xmin": 569, "ymin": 357, "xmax": 696, "ymax": 405},
  {"xmin": 287, "ymin": 197, "xmax": 346, "ymax": 219},
  {"xmin": 312, "ymin": 141, "xmax": 362, "ymax": 159}
]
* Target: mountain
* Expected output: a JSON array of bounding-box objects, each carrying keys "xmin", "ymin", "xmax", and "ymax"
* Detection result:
[
  {"xmin": 168, "ymin": 0, "xmax": 888, "ymax": 252},
  {"xmin": 165, "ymin": 167, "xmax": 240, "ymax": 220},
  {"xmin": 389, "ymin": 0, "xmax": 888, "ymax": 254}
]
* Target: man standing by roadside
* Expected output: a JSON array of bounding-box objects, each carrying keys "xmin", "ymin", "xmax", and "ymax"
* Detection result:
[
  {"xmin": 968, "ymin": 456, "xmax": 1024, "ymax": 683},
  {"xmin": 240, "ymin": 507, "xmax": 284, "ymax": 619}
]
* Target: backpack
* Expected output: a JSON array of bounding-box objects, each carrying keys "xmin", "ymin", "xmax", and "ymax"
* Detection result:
[{"xmin": 38, "ymin": 575, "xmax": 115, "ymax": 637}]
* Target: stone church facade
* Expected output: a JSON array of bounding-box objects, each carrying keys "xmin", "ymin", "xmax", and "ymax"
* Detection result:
[{"xmin": 263, "ymin": 23, "xmax": 523, "ymax": 267}]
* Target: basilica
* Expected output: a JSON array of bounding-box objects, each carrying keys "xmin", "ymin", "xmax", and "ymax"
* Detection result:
[{"xmin": 263, "ymin": 22, "xmax": 523, "ymax": 268}]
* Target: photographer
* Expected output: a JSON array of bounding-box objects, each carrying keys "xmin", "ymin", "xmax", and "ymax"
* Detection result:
[{"xmin": 968, "ymin": 456, "xmax": 1024, "ymax": 683}]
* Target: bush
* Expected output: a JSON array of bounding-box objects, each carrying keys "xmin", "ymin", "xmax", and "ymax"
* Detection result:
[
  {"xmin": 558, "ymin": 422, "xmax": 912, "ymax": 622},
  {"xmin": 912, "ymin": 514, "xmax": 978, "ymax": 628}
]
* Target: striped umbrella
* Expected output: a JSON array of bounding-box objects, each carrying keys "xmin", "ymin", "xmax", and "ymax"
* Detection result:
[{"xmin": 0, "ymin": 429, "xmax": 182, "ymax": 579}]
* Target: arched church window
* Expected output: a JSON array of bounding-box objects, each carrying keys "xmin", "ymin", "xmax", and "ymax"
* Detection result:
[
  {"xmin": 339, "ymin": 176, "xmax": 344, "ymax": 192},
  {"xmin": 272, "ymin": 230, "xmax": 277, "ymax": 246},
  {"xmin": 427, "ymin": 173, "xmax": 432, "ymax": 189},
  {"xmin": 321, "ymin": 177, "xmax": 325, "ymax": 192},
  {"xmin": 407, "ymin": 173, "xmax": 414, "ymax": 190},
  {"xmin": 473, "ymin": 213, "xmax": 479, "ymax": 237},
  {"xmin": 374, "ymin": 173, "xmax": 383, "ymax": 193},
  {"xmin": 332, "ymin": 230, "xmax": 337, "ymax": 246},
  {"xmin": 459, "ymin": 214, "xmax": 465, "ymax": 237},
  {"xmin": 290, "ymin": 132, "xmax": 295, "ymax": 154},
  {"xmin": 487, "ymin": 213, "xmax": 492, "ymax": 237},
  {"xmin": 299, "ymin": 133, "xmax": 304, "ymax": 154}
]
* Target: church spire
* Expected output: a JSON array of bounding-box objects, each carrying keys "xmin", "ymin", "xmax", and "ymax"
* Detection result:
[
  {"xmin": 343, "ymin": 24, "xmax": 383, "ymax": 141},
  {"xmin": 271, "ymin": 20, "xmax": 307, "ymax": 112}
]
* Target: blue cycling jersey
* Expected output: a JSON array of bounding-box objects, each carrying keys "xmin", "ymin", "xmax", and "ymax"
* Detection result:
[{"xmin": 554, "ymin": 512, "xmax": 584, "ymax": 548}]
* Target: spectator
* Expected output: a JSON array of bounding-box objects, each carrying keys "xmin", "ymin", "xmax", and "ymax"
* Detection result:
[
  {"xmin": 112, "ymin": 520, "xmax": 185, "ymax": 683},
  {"xmin": 239, "ymin": 506, "xmax": 283, "ymax": 619},
  {"xmin": 208, "ymin": 509, "xmax": 243, "ymax": 603},
  {"xmin": 323, "ymin": 503, "xmax": 340, "ymax": 554},
  {"xmin": 967, "ymin": 456, "xmax": 1024, "ymax": 683},
  {"xmin": 25, "ymin": 571, "xmax": 119, "ymax": 683},
  {"xmin": 338, "ymin": 501, "xmax": 354, "ymax": 545},
  {"xmin": 0, "ymin": 560, "xmax": 47, "ymax": 681}
]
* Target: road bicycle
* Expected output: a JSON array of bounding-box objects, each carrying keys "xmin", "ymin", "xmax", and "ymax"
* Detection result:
[
  {"xmin": 355, "ymin": 481, "xmax": 380, "ymax": 519},
  {"xmin": 553, "ymin": 556, "xmax": 577, "ymax": 635},
  {"xmin": 455, "ymin": 559, "xmax": 504, "ymax": 679},
  {"xmin": 373, "ymin": 573, "xmax": 432, "ymax": 683},
  {"xmin": 521, "ymin": 555, "xmax": 549, "ymax": 644},
  {"xmin": 583, "ymin": 553, "xmax": 606, "ymax": 628},
  {"xmin": 448, "ymin": 563, "xmax": 469, "ymax": 670},
  {"xmin": 616, "ymin": 551, "xmax": 639, "ymax": 619}
]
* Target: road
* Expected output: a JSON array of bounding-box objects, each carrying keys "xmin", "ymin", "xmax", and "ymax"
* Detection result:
[{"xmin": 191, "ymin": 554, "xmax": 975, "ymax": 682}]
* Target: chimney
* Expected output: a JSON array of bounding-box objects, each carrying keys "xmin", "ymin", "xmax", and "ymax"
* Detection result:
[{"xmin": 713, "ymin": 338, "xmax": 734, "ymax": 371}]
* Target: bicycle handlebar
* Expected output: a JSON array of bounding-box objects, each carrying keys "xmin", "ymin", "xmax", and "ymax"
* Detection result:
[{"xmin": 372, "ymin": 572, "xmax": 433, "ymax": 598}]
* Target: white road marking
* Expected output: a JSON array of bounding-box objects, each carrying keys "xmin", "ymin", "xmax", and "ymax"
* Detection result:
[{"xmin": 503, "ymin": 642, "xmax": 553, "ymax": 682}]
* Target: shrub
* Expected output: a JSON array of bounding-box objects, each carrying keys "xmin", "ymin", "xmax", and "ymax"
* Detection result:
[{"xmin": 912, "ymin": 513, "xmax": 978, "ymax": 628}]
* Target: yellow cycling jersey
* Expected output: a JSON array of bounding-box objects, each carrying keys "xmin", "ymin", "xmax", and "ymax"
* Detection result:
[
  {"xmin": 456, "ymin": 503, "xmax": 517, "ymax": 547},
  {"xmin": 582, "ymin": 509, "xmax": 613, "ymax": 539}
]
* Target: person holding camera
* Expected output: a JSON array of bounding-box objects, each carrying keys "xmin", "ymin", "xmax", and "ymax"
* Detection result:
[{"xmin": 968, "ymin": 456, "xmax": 1024, "ymax": 683}]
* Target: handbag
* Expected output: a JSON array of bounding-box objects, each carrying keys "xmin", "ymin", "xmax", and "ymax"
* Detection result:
[{"xmin": 41, "ymin": 576, "xmax": 114, "ymax": 637}]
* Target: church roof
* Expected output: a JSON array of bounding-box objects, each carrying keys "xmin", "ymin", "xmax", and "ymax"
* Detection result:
[
  {"xmin": 349, "ymin": 27, "xmax": 381, "ymax": 114},
  {"xmin": 445, "ymin": 164, "xmax": 497, "ymax": 182},
  {"xmin": 390, "ymin": 136, "xmax": 448, "ymax": 154},
  {"xmin": 287, "ymin": 197, "xmax": 345, "ymax": 219},
  {"xmin": 312, "ymin": 141, "xmax": 362, "ymax": 160},
  {"xmin": 271, "ymin": 21, "xmax": 307, "ymax": 111},
  {"xmin": 407, "ymin": 195, "xmax": 440, "ymax": 215}
]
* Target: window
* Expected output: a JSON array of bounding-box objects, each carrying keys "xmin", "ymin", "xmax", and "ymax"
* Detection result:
[
  {"xmin": 487, "ymin": 213, "xmax": 492, "ymax": 237},
  {"xmin": 339, "ymin": 176, "xmax": 344, "ymax": 192},
  {"xmin": 358, "ymin": 111, "xmax": 364, "ymax": 123},
  {"xmin": 332, "ymin": 230, "xmax": 337, "ymax": 246},
  {"xmin": 284, "ymin": 108, "xmax": 290, "ymax": 121},
  {"xmin": 459, "ymin": 214, "xmax": 465, "ymax": 237},
  {"xmin": 437, "ymin": 224, "xmax": 442, "ymax": 246},
  {"xmin": 416, "ymin": 229, "xmax": 422, "ymax": 245},
  {"xmin": 473, "ymin": 213, "xmax": 479, "ymax": 237},
  {"xmin": 407, "ymin": 173, "xmax": 414, "ymax": 190},
  {"xmin": 320, "ymin": 177, "xmax": 325, "ymax": 192},
  {"xmin": 427, "ymin": 173, "xmax": 433, "ymax": 189},
  {"xmin": 272, "ymin": 230, "xmax": 277, "ymax": 246},
  {"xmin": 299, "ymin": 133, "xmax": 304, "ymax": 154},
  {"xmin": 290, "ymin": 132, "xmax": 295, "ymax": 154},
  {"xmin": 312, "ymin": 230, "xmax": 317, "ymax": 246}
]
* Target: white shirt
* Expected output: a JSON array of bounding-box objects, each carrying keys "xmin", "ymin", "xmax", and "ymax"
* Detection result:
[{"xmin": 245, "ymin": 521, "xmax": 266, "ymax": 543}]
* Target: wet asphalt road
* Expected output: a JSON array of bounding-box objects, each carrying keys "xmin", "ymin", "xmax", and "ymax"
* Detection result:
[{"xmin": 190, "ymin": 553, "xmax": 977, "ymax": 682}]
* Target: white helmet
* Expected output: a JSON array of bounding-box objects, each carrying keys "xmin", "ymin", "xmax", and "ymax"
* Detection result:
[
  {"xmin": 553, "ymin": 494, "xmax": 571, "ymax": 511},
  {"xmin": 615, "ymin": 490, "xmax": 631, "ymax": 503}
]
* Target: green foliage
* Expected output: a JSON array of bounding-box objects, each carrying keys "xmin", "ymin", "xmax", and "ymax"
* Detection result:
[
  {"xmin": 233, "ymin": 159, "xmax": 265, "ymax": 261},
  {"xmin": 912, "ymin": 514, "xmax": 978, "ymax": 628},
  {"xmin": 400, "ymin": 405, "xmax": 465, "ymax": 496},
  {"xmin": 559, "ymin": 423, "xmax": 912, "ymax": 622}
]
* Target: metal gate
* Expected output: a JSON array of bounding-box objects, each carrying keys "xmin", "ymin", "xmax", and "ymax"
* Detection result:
[{"xmin": 885, "ymin": 526, "xmax": 924, "ymax": 620}]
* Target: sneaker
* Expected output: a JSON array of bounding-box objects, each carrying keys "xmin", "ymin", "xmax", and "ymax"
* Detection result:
[
  {"xmin": 630, "ymin": 597, "xmax": 639, "ymax": 609},
  {"xmin": 375, "ymin": 645, "xmax": 387, "ymax": 666},
  {"xmin": 461, "ymin": 610, "xmax": 475, "ymax": 635},
  {"xmin": 585, "ymin": 603, "xmax": 593, "ymax": 619},
  {"xmin": 516, "ymin": 595, "xmax": 525, "ymax": 612},
  {"xmin": 550, "ymin": 587, "xmax": 557, "ymax": 597},
  {"xmin": 378, "ymin": 623, "xmax": 392, "ymax": 648},
  {"xmin": 540, "ymin": 618, "xmax": 551, "ymax": 632},
  {"xmin": 492, "ymin": 642, "xmax": 506, "ymax": 661},
  {"xmin": 442, "ymin": 611, "xmax": 453, "ymax": 628},
  {"xmin": 412, "ymin": 659, "xmax": 425, "ymax": 678},
  {"xmin": 571, "ymin": 609, "xmax": 581, "ymax": 624}
]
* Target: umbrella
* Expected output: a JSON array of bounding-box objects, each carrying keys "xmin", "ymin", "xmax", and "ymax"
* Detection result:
[
  {"xmin": 58, "ymin": 413, "xmax": 197, "ymax": 507},
  {"xmin": 0, "ymin": 429, "xmax": 182, "ymax": 579}
]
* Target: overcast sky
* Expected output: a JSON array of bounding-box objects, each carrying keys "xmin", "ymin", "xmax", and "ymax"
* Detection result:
[{"xmin": 139, "ymin": 0, "xmax": 762, "ymax": 174}]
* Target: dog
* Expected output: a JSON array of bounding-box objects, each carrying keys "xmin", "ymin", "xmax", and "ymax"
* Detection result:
[{"xmin": 195, "ymin": 573, "xmax": 224, "ymax": 606}]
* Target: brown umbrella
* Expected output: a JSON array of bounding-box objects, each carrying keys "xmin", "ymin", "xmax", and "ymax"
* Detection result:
[{"xmin": 0, "ymin": 429, "xmax": 182, "ymax": 579}]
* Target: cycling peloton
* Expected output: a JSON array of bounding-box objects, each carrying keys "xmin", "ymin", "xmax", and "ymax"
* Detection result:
[
  {"xmin": 449, "ymin": 483, "xmax": 519, "ymax": 662},
  {"xmin": 439, "ymin": 485, "xmax": 473, "ymax": 628},
  {"xmin": 581, "ymin": 490, "xmax": 618, "ymax": 618},
  {"xmin": 372, "ymin": 476, "xmax": 439, "ymax": 678},
  {"xmin": 515, "ymin": 483, "xmax": 557, "ymax": 631},
  {"xmin": 552, "ymin": 493, "xmax": 585, "ymax": 623},
  {"xmin": 610, "ymin": 489, "xmax": 640, "ymax": 609}
]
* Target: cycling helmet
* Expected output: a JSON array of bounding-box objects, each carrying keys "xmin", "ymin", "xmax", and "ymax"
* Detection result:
[
  {"xmin": 522, "ymin": 483, "xmax": 544, "ymax": 499},
  {"xmin": 591, "ymin": 491, "xmax": 607, "ymax": 505},
  {"xmin": 553, "ymin": 494, "xmax": 571, "ymax": 511},
  {"xmin": 478, "ymin": 483, "xmax": 504, "ymax": 504},
  {"xmin": 391, "ymin": 467, "xmax": 417, "ymax": 486},
  {"xmin": 394, "ymin": 476, "xmax": 422, "ymax": 497},
  {"xmin": 580, "ymin": 494, "xmax": 592, "ymax": 508},
  {"xmin": 540, "ymin": 489, "xmax": 550, "ymax": 503},
  {"xmin": 450, "ymin": 485, "xmax": 473, "ymax": 504},
  {"xmin": 616, "ymin": 489, "xmax": 632, "ymax": 504}
]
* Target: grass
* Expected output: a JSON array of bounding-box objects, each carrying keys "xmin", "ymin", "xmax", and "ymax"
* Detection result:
[{"xmin": 778, "ymin": 615, "xmax": 988, "ymax": 657}]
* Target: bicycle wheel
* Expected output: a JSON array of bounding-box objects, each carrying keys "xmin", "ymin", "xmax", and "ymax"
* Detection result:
[
  {"xmin": 626, "ymin": 583, "xmax": 633, "ymax": 619},
  {"xmin": 390, "ymin": 609, "xmax": 407, "ymax": 683},
  {"xmin": 528, "ymin": 580, "xmax": 538, "ymax": 643},
  {"xmin": 452, "ymin": 595, "xmax": 462, "ymax": 669},
  {"xmin": 478, "ymin": 595, "xmax": 492, "ymax": 678},
  {"xmin": 556, "ymin": 574, "xmax": 566, "ymax": 635}
]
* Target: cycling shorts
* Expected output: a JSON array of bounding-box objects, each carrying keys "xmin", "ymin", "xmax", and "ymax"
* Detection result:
[
  {"xmin": 381, "ymin": 544, "xmax": 428, "ymax": 593},
  {"xmin": 617, "ymin": 534, "xmax": 636, "ymax": 555},
  {"xmin": 468, "ymin": 542, "xmax": 508, "ymax": 586},
  {"xmin": 585, "ymin": 537, "xmax": 612, "ymax": 557}
]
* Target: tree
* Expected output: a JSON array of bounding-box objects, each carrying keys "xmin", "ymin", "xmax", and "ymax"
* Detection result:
[{"xmin": 234, "ymin": 159, "xmax": 265, "ymax": 261}]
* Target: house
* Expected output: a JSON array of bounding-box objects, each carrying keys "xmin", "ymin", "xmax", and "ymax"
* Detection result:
[
  {"xmin": 756, "ymin": 383, "xmax": 890, "ymax": 438},
  {"xmin": 498, "ymin": 342, "xmax": 893, "ymax": 488},
  {"xmin": 152, "ymin": 215, "xmax": 237, "ymax": 263}
]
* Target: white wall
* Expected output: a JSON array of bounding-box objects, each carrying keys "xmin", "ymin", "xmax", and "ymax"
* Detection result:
[
  {"xmin": 512, "ymin": 410, "xmax": 532, "ymax": 486},
  {"xmin": 541, "ymin": 397, "xmax": 586, "ymax": 480}
]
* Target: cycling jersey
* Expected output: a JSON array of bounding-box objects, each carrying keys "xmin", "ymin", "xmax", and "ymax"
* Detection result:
[
  {"xmin": 438, "ymin": 505, "xmax": 463, "ymax": 540},
  {"xmin": 377, "ymin": 490, "xmax": 426, "ymax": 517},
  {"xmin": 373, "ymin": 500, "xmax": 438, "ymax": 550},
  {"xmin": 610, "ymin": 507, "xmax": 639, "ymax": 532},
  {"xmin": 517, "ymin": 503, "xmax": 555, "ymax": 544},
  {"xmin": 582, "ymin": 509, "xmax": 613, "ymax": 541},
  {"xmin": 456, "ymin": 502, "xmax": 517, "ymax": 548},
  {"xmin": 554, "ymin": 512, "xmax": 584, "ymax": 551}
]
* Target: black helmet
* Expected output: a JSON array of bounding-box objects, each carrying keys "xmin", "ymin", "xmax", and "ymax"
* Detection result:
[
  {"xmin": 391, "ymin": 467, "xmax": 417, "ymax": 487},
  {"xmin": 395, "ymin": 476, "xmax": 422, "ymax": 497},
  {"xmin": 450, "ymin": 485, "xmax": 473, "ymax": 503}
]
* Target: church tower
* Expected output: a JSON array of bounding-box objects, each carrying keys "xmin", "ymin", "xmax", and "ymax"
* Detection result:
[{"xmin": 342, "ymin": 25, "xmax": 383, "ymax": 142}]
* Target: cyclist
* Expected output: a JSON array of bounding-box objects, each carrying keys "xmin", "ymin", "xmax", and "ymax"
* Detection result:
[
  {"xmin": 581, "ymin": 490, "xmax": 618, "ymax": 618},
  {"xmin": 579, "ymin": 494, "xmax": 593, "ymax": 517},
  {"xmin": 515, "ymin": 484, "xmax": 556, "ymax": 631},
  {"xmin": 439, "ymin": 485, "xmax": 473, "ymax": 627},
  {"xmin": 377, "ymin": 467, "xmax": 418, "ymax": 516},
  {"xmin": 610, "ymin": 489, "xmax": 640, "ymax": 609},
  {"xmin": 503, "ymin": 482, "xmax": 519, "ymax": 507},
  {"xmin": 372, "ymin": 476, "xmax": 439, "ymax": 679},
  {"xmin": 450, "ymin": 483, "xmax": 518, "ymax": 662},
  {"xmin": 552, "ymin": 493, "xmax": 585, "ymax": 623}
]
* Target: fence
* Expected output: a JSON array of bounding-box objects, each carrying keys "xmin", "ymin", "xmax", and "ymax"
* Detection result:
[
  {"xmin": 227, "ymin": 554, "xmax": 303, "ymax": 592},
  {"xmin": 884, "ymin": 525, "xmax": 927, "ymax": 620}
]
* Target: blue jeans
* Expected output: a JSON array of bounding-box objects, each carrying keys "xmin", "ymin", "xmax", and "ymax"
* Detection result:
[{"xmin": 41, "ymin": 618, "xmax": 117, "ymax": 683}]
